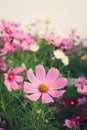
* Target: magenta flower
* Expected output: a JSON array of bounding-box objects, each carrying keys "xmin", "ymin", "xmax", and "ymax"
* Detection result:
[
  {"xmin": 74, "ymin": 77, "xmax": 86, "ymax": 87},
  {"xmin": 71, "ymin": 114, "xmax": 84, "ymax": 123},
  {"xmin": 4, "ymin": 66, "xmax": 24, "ymax": 92},
  {"xmin": 64, "ymin": 97, "xmax": 78, "ymax": 107},
  {"xmin": 64, "ymin": 119, "xmax": 76, "ymax": 129},
  {"xmin": 0, "ymin": 59, "xmax": 7, "ymax": 71},
  {"xmin": 24, "ymin": 64, "xmax": 67, "ymax": 104}
]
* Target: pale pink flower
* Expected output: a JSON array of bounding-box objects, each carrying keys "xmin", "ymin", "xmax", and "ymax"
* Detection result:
[
  {"xmin": 44, "ymin": 32, "xmax": 63, "ymax": 47},
  {"xmin": 64, "ymin": 119, "xmax": 76, "ymax": 129},
  {"xmin": 74, "ymin": 77, "xmax": 86, "ymax": 87},
  {"xmin": 77, "ymin": 85, "xmax": 87, "ymax": 95},
  {"xmin": 24, "ymin": 64, "xmax": 67, "ymax": 104},
  {"xmin": 0, "ymin": 59, "xmax": 7, "ymax": 71},
  {"xmin": 4, "ymin": 66, "xmax": 24, "ymax": 92},
  {"xmin": 15, "ymin": 30, "xmax": 36, "ymax": 50},
  {"xmin": 3, "ymin": 42, "xmax": 18, "ymax": 53},
  {"xmin": 59, "ymin": 38, "xmax": 74, "ymax": 51}
]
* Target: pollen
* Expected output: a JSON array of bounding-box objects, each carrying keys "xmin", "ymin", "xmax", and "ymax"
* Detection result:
[{"xmin": 39, "ymin": 83, "xmax": 49, "ymax": 93}]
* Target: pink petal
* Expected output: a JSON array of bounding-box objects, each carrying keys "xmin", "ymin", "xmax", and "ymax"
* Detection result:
[
  {"xmin": 24, "ymin": 82, "xmax": 38, "ymax": 93},
  {"xmin": 15, "ymin": 75, "xmax": 23, "ymax": 83},
  {"xmin": 46, "ymin": 68, "xmax": 60, "ymax": 84},
  {"xmin": 52, "ymin": 78, "xmax": 67, "ymax": 89},
  {"xmin": 25, "ymin": 92, "xmax": 41, "ymax": 101},
  {"xmin": 77, "ymin": 87, "xmax": 83, "ymax": 94},
  {"xmin": 42, "ymin": 93, "xmax": 54, "ymax": 104},
  {"xmin": 12, "ymin": 81, "xmax": 20, "ymax": 90},
  {"xmin": 35, "ymin": 65, "xmax": 46, "ymax": 82},
  {"xmin": 27, "ymin": 69, "xmax": 39, "ymax": 84},
  {"xmin": 48, "ymin": 90, "xmax": 65, "ymax": 98},
  {"xmin": 4, "ymin": 80, "xmax": 12, "ymax": 92},
  {"xmin": 12, "ymin": 67, "xmax": 24, "ymax": 74}
]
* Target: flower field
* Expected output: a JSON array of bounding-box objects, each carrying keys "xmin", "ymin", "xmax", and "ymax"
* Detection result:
[{"xmin": 0, "ymin": 19, "xmax": 87, "ymax": 130}]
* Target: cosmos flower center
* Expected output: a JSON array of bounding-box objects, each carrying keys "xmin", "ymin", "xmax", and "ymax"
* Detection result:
[
  {"xmin": 51, "ymin": 38, "xmax": 55, "ymax": 42},
  {"xmin": 39, "ymin": 83, "xmax": 49, "ymax": 93},
  {"xmin": 8, "ymin": 73, "xmax": 14, "ymax": 81},
  {"xmin": 70, "ymin": 101, "xmax": 75, "ymax": 105},
  {"xmin": 19, "ymin": 37, "xmax": 24, "ymax": 42},
  {"xmin": 76, "ymin": 116, "xmax": 80, "ymax": 120},
  {"xmin": 5, "ymin": 28, "xmax": 12, "ymax": 34}
]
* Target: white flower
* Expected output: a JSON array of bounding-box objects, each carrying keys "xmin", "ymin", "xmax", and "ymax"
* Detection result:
[
  {"xmin": 30, "ymin": 44, "xmax": 39, "ymax": 52},
  {"xmin": 61, "ymin": 55, "xmax": 69, "ymax": 66},
  {"xmin": 53, "ymin": 49, "xmax": 69, "ymax": 66}
]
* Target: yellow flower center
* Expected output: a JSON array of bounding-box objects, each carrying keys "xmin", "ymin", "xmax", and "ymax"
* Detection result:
[
  {"xmin": 8, "ymin": 73, "xmax": 14, "ymax": 81},
  {"xmin": 76, "ymin": 116, "xmax": 80, "ymax": 120},
  {"xmin": 70, "ymin": 101, "xmax": 75, "ymax": 105},
  {"xmin": 5, "ymin": 28, "xmax": 11, "ymax": 34},
  {"xmin": 39, "ymin": 83, "xmax": 49, "ymax": 93}
]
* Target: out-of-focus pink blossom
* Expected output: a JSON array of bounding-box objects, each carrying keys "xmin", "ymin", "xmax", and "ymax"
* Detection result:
[
  {"xmin": 4, "ymin": 66, "xmax": 24, "ymax": 92},
  {"xmin": 74, "ymin": 77, "xmax": 86, "ymax": 87},
  {"xmin": 64, "ymin": 119, "xmax": 76, "ymax": 129},
  {"xmin": 0, "ymin": 59, "xmax": 7, "ymax": 71},
  {"xmin": 77, "ymin": 85, "xmax": 87, "ymax": 95},
  {"xmin": 77, "ymin": 96, "xmax": 87, "ymax": 105},
  {"xmin": 44, "ymin": 32, "xmax": 63, "ymax": 47},
  {"xmin": 0, "ymin": 128, "xmax": 4, "ymax": 130}
]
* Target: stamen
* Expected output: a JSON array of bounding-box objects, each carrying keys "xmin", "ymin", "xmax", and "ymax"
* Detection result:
[{"xmin": 39, "ymin": 83, "xmax": 49, "ymax": 93}]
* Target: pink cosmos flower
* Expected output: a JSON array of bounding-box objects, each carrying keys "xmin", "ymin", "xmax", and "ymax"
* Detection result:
[
  {"xmin": 3, "ymin": 42, "xmax": 18, "ymax": 53},
  {"xmin": 4, "ymin": 66, "xmax": 24, "ymax": 92},
  {"xmin": 64, "ymin": 119, "xmax": 76, "ymax": 129},
  {"xmin": 59, "ymin": 38, "xmax": 74, "ymax": 51},
  {"xmin": 14, "ymin": 30, "xmax": 36, "ymax": 50},
  {"xmin": 77, "ymin": 85, "xmax": 87, "ymax": 95},
  {"xmin": 44, "ymin": 32, "xmax": 63, "ymax": 47},
  {"xmin": 0, "ymin": 128, "xmax": 4, "ymax": 130},
  {"xmin": 0, "ymin": 59, "xmax": 7, "ymax": 71},
  {"xmin": 77, "ymin": 96, "xmax": 87, "ymax": 105},
  {"xmin": 74, "ymin": 77, "xmax": 86, "ymax": 87},
  {"xmin": 0, "ymin": 19, "xmax": 18, "ymax": 37},
  {"xmin": 24, "ymin": 64, "xmax": 67, "ymax": 104}
]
